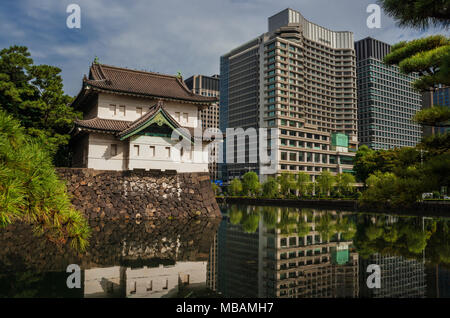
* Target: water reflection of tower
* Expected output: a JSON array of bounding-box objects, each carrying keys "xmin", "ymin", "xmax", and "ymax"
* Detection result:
[
  {"xmin": 359, "ymin": 255, "xmax": 426, "ymax": 298},
  {"xmin": 215, "ymin": 207, "xmax": 359, "ymax": 298},
  {"xmin": 206, "ymin": 233, "xmax": 218, "ymax": 291},
  {"xmin": 261, "ymin": 210, "xmax": 359, "ymax": 298},
  {"xmin": 359, "ymin": 216, "xmax": 427, "ymax": 298},
  {"xmin": 426, "ymin": 264, "xmax": 450, "ymax": 298},
  {"xmin": 217, "ymin": 215, "xmax": 260, "ymax": 297}
]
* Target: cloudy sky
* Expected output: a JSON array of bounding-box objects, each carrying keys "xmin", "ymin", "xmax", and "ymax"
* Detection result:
[{"xmin": 0, "ymin": 0, "xmax": 443, "ymax": 96}]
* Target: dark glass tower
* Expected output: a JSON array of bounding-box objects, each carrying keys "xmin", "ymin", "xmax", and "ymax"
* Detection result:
[{"xmin": 355, "ymin": 37, "xmax": 422, "ymax": 150}]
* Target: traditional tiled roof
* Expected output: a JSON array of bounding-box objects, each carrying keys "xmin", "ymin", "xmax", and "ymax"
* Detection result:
[
  {"xmin": 73, "ymin": 101, "xmax": 205, "ymax": 141},
  {"xmin": 73, "ymin": 117, "xmax": 131, "ymax": 133},
  {"xmin": 84, "ymin": 63, "xmax": 217, "ymax": 103}
]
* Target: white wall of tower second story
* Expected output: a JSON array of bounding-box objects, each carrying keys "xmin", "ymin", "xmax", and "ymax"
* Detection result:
[{"xmin": 86, "ymin": 93, "xmax": 200, "ymax": 128}]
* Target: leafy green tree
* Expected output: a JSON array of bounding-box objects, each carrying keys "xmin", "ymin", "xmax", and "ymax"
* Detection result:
[
  {"xmin": 211, "ymin": 183, "xmax": 220, "ymax": 195},
  {"xmin": 228, "ymin": 178, "xmax": 243, "ymax": 196},
  {"xmin": 413, "ymin": 105, "xmax": 450, "ymax": 128},
  {"xmin": 262, "ymin": 177, "xmax": 278, "ymax": 198},
  {"xmin": 360, "ymin": 170, "xmax": 428, "ymax": 207},
  {"xmin": 384, "ymin": 225, "xmax": 399, "ymax": 243},
  {"xmin": 353, "ymin": 145, "xmax": 375, "ymax": 182},
  {"xmin": 365, "ymin": 224, "xmax": 384, "ymax": 241},
  {"xmin": 421, "ymin": 151, "xmax": 450, "ymax": 193},
  {"xmin": 296, "ymin": 172, "xmax": 310, "ymax": 196},
  {"xmin": 0, "ymin": 46, "xmax": 81, "ymax": 166},
  {"xmin": 241, "ymin": 171, "xmax": 261, "ymax": 197},
  {"xmin": 335, "ymin": 173, "xmax": 356, "ymax": 196},
  {"xmin": 353, "ymin": 145, "xmax": 401, "ymax": 183},
  {"xmin": 383, "ymin": 35, "xmax": 450, "ymax": 134},
  {"xmin": 378, "ymin": 0, "xmax": 449, "ymax": 29},
  {"xmin": 306, "ymin": 181, "xmax": 316, "ymax": 196},
  {"xmin": 384, "ymin": 35, "xmax": 449, "ymax": 91},
  {"xmin": 0, "ymin": 110, "xmax": 90, "ymax": 250},
  {"xmin": 276, "ymin": 172, "xmax": 296, "ymax": 197},
  {"xmin": 360, "ymin": 172, "xmax": 397, "ymax": 206},
  {"xmin": 316, "ymin": 171, "xmax": 335, "ymax": 196}
]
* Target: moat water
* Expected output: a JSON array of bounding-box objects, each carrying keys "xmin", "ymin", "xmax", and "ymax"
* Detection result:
[{"xmin": 0, "ymin": 204, "xmax": 449, "ymax": 298}]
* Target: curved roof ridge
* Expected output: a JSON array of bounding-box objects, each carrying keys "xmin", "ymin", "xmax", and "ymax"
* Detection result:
[
  {"xmin": 95, "ymin": 63, "xmax": 180, "ymax": 80},
  {"xmin": 75, "ymin": 117, "xmax": 131, "ymax": 124}
]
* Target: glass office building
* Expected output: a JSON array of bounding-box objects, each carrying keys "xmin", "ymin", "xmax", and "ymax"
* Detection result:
[
  {"xmin": 355, "ymin": 37, "xmax": 422, "ymax": 150},
  {"xmin": 220, "ymin": 8, "xmax": 358, "ymax": 182}
]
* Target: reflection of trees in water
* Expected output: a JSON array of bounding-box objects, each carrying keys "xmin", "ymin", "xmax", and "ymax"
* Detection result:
[
  {"xmin": 336, "ymin": 216, "xmax": 357, "ymax": 241},
  {"xmin": 226, "ymin": 205, "xmax": 357, "ymax": 242},
  {"xmin": 421, "ymin": 219, "xmax": 450, "ymax": 266},
  {"xmin": 0, "ymin": 271, "xmax": 42, "ymax": 298},
  {"xmin": 353, "ymin": 215, "xmax": 450, "ymax": 266},
  {"xmin": 225, "ymin": 204, "xmax": 450, "ymax": 266},
  {"xmin": 315, "ymin": 214, "xmax": 336, "ymax": 242}
]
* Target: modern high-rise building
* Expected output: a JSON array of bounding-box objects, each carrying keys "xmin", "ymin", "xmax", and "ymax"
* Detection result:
[
  {"xmin": 355, "ymin": 37, "xmax": 422, "ymax": 150},
  {"xmin": 185, "ymin": 75, "xmax": 220, "ymax": 129},
  {"xmin": 422, "ymin": 86, "xmax": 450, "ymax": 137},
  {"xmin": 185, "ymin": 75, "xmax": 220, "ymax": 180},
  {"xmin": 220, "ymin": 8, "xmax": 358, "ymax": 182}
]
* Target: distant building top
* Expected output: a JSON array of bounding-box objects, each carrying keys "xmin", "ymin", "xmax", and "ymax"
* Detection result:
[
  {"xmin": 355, "ymin": 37, "xmax": 392, "ymax": 61},
  {"xmin": 268, "ymin": 8, "xmax": 354, "ymax": 49}
]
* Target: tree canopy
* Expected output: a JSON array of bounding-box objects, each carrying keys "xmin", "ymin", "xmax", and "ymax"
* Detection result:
[
  {"xmin": 276, "ymin": 172, "xmax": 296, "ymax": 197},
  {"xmin": 378, "ymin": 0, "xmax": 450, "ymax": 29},
  {"xmin": 0, "ymin": 45, "xmax": 81, "ymax": 166},
  {"xmin": 262, "ymin": 177, "xmax": 278, "ymax": 198},
  {"xmin": 316, "ymin": 171, "xmax": 334, "ymax": 196},
  {"xmin": 228, "ymin": 178, "xmax": 243, "ymax": 196},
  {"xmin": 296, "ymin": 172, "xmax": 310, "ymax": 196},
  {"xmin": 241, "ymin": 171, "xmax": 261, "ymax": 197},
  {"xmin": 384, "ymin": 35, "xmax": 450, "ymax": 91}
]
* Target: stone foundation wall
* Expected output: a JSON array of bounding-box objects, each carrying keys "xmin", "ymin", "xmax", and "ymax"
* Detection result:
[{"xmin": 56, "ymin": 168, "xmax": 221, "ymax": 219}]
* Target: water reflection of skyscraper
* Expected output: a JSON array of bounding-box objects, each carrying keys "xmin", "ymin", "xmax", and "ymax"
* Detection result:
[{"xmin": 215, "ymin": 207, "xmax": 360, "ymax": 298}]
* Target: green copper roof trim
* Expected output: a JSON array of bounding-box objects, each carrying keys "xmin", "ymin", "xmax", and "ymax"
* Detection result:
[{"xmin": 120, "ymin": 109, "xmax": 192, "ymax": 142}]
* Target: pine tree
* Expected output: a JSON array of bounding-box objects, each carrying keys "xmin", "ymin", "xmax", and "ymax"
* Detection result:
[{"xmin": 0, "ymin": 110, "xmax": 90, "ymax": 251}]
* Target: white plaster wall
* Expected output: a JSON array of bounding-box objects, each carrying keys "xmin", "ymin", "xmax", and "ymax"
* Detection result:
[
  {"xmin": 163, "ymin": 101, "xmax": 199, "ymax": 128},
  {"xmin": 87, "ymin": 133, "xmax": 128, "ymax": 171},
  {"xmin": 97, "ymin": 93, "xmax": 199, "ymax": 127},
  {"xmin": 85, "ymin": 133, "xmax": 209, "ymax": 172},
  {"xmin": 127, "ymin": 135, "xmax": 208, "ymax": 172}
]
